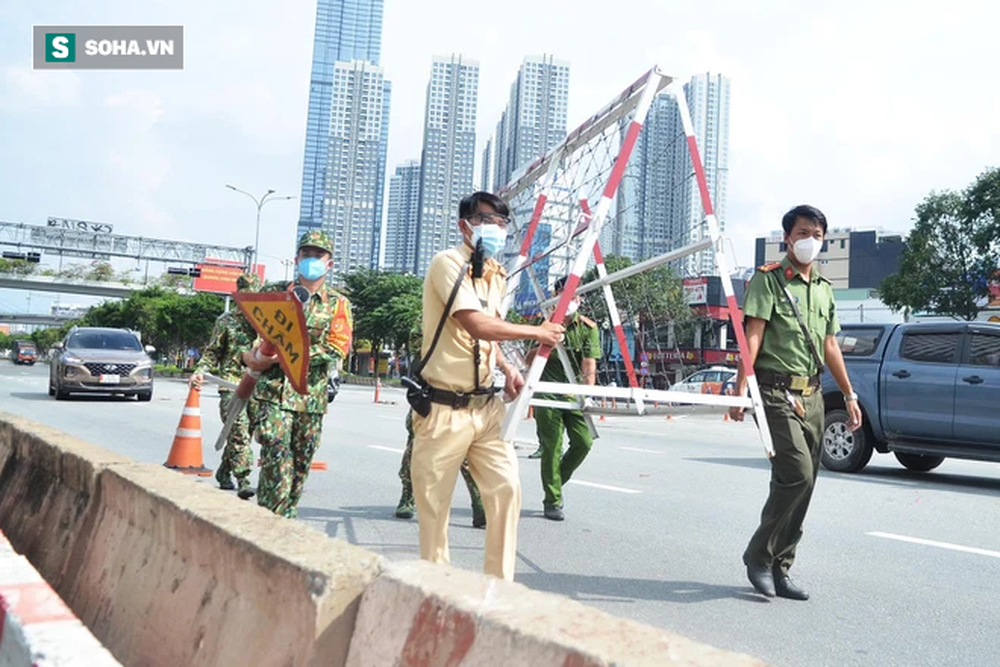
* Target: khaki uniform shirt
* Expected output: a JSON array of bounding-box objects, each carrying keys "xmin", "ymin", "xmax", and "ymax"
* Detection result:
[
  {"xmin": 420, "ymin": 244, "xmax": 506, "ymax": 393},
  {"xmin": 743, "ymin": 256, "xmax": 840, "ymax": 377},
  {"xmin": 254, "ymin": 280, "xmax": 353, "ymax": 413}
]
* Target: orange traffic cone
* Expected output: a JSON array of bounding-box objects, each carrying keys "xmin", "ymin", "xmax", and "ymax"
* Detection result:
[
  {"xmin": 723, "ymin": 412, "xmax": 731, "ymax": 422},
  {"xmin": 527, "ymin": 406, "xmax": 534, "ymax": 420},
  {"xmin": 665, "ymin": 414, "xmax": 674, "ymax": 422},
  {"xmin": 164, "ymin": 387, "xmax": 212, "ymax": 476},
  {"xmin": 374, "ymin": 377, "xmax": 381, "ymax": 403}
]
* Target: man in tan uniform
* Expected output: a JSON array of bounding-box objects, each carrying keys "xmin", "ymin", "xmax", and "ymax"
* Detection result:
[{"xmin": 410, "ymin": 191, "xmax": 564, "ymax": 581}]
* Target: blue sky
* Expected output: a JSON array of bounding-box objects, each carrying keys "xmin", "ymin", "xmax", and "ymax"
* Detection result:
[{"xmin": 1, "ymin": 0, "xmax": 998, "ymax": 314}]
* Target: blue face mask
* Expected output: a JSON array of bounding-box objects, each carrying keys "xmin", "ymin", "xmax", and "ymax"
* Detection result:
[
  {"xmin": 471, "ymin": 223, "xmax": 506, "ymax": 259},
  {"xmin": 298, "ymin": 257, "xmax": 329, "ymax": 281}
]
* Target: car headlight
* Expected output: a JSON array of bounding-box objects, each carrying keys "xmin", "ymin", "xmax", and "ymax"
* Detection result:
[
  {"xmin": 137, "ymin": 368, "xmax": 152, "ymax": 378},
  {"xmin": 63, "ymin": 355, "xmax": 84, "ymax": 364}
]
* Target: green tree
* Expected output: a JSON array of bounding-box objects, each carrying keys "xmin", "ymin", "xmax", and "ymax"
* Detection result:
[
  {"xmin": 79, "ymin": 288, "xmax": 224, "ymax": 360},
  {"xmin": 0, "ymin": 259, "xmax": 37, "ymax": 276},
  {"xmin": 341, "ymin": 269, "xmax": 424, "ymax": 375},
  {"xmin": 579, "ymin": 255, "xmax": 693, "ymax": 346},
  {"xmin": 881, "ymin": 168, "xmax": 1000, "ymax": 321},
  {"xmin": 86, "ymin": 261, "xmax": 116, "ymax": 282}
]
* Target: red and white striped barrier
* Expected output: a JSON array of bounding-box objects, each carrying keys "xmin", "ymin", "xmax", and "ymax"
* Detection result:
[{"xmin": 0, "ymin": 530, "xmax": 120, "ymax": 666}]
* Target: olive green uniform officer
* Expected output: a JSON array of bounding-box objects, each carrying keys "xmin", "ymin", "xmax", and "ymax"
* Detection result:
[
  {"xmin": 528, "ymin": 277, "xmax": 601, "ymax": 521},
  {"xmin": 731, "ymin": 204, "xmax": 860, "ymax": 601}
]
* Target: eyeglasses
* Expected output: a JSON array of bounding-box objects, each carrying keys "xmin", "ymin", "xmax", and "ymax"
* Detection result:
[{"xmin": 467, "ymin": 212, "xmax": 511, "ymax": 229}]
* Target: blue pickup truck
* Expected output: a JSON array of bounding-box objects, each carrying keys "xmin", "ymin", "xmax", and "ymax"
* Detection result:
[{"xmin": 820, "ymin": 321, "xmax": 1000, "ymax": 473}]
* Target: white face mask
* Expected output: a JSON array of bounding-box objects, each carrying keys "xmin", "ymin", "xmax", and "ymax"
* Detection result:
[{"xmin": 792, "ymin": 237, "xmax": 823, "ymax": 265}]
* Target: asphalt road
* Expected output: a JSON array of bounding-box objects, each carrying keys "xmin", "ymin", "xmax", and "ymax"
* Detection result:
[{"xmin": 3, "ymin": 362, "xmax": 999, "ymax": 666}]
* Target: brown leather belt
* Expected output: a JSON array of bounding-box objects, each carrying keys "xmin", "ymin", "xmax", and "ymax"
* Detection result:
[
  {"xmin": 756, "ymin": 370, "xmax": 820, "ymax": 395},
  {"xmin": 426, "ymin": 385, "xmax": 501, "ymax": 410}
]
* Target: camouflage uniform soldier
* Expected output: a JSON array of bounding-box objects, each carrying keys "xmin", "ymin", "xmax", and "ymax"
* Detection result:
[
  {"xmin": 244, "ymin": 231, "xmax": 353, "ymax": 518},
  {"xmin": 191, "ymin": 273, "xmax": 262, "ymax": 499},
  {"xmin": 396, "ymin": 321, "xmax": 485, "ymax": 527}
]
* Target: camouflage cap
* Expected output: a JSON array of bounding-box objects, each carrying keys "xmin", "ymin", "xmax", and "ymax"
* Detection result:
[
  {"xmin": 236, "ymin": 272, "xmax": 263, "ymax": 291},
  {"xmin": 297, "ymin": 230, "xmax": 334, "ymax": 254}
]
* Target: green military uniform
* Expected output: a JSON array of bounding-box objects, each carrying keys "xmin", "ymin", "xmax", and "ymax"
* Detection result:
[
  {"xmin": 194, "ymin": 274, "xmax": 261, "ymax": 494},
  {"xmin": 395, "ymin": 327, "xmax": 484, "ymax": 527},
  {"xmin": 253, "ymin": 231, "xmax": 353, "ymax": 518},
  {"xmin": 533, "ymin": 311, "xmax": 601, "ymax": 511},
  {"xmin": 743, "ymin": 255, "xmax": 839, "ymax": 577}
]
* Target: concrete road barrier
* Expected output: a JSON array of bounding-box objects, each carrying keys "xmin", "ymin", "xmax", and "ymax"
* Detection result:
[
  {"xmin": 347, "ymin": 561, "xmax": 766, "ymax": 667},
  {"xmin": 0, "ymin": 412, "xmax": 382, "ymax": 667},
  {"xmin": 0, "ymin": 411, "xmax": 764, "ymax": 666},
  {"xmin": 0, "ymin": 529, "xmax": 120, "ymax": 666}
]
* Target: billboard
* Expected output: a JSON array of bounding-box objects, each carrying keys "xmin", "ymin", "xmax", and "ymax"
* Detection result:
[
  {"xmin": 192, "ymin": 259, "xmax": 264, "ymax": 295},
  {"xmin": 682, "ymin": 277, "xmax": 708, "ymax": 305}
]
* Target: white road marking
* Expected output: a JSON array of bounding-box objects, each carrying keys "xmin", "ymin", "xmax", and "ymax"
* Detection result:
[
  {"xmin": 369, "ymin": 445, "xmax": 405, "ymax": 454},
  {"xmin": 868, "ymin": 532, "xmax": 1000, "ymax": 559},
  {"xmin": 567, "ymin": 479, "xmax": 641, "ymax": 494},
  {"xmin": 618, "ymin": 446, "xmax": 663, "ymax": 455}
]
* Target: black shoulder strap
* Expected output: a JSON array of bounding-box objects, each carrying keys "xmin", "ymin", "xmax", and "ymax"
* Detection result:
[
  {"xmin": 769, "ymin": 271, "xmax": 824, "ymax": 373},
  {"xmin": 413, "ymin": 263, "xmax": 469, "ymax": 378}
]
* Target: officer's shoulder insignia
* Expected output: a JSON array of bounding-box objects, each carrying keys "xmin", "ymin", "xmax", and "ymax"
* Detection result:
[
  {"xmin": 579, "ymin": 315, "xmax": 598, "ymax": 328},
  {"xmin": 757, "ymin": 262, "xmax": 782, "ymax": 273},
  {"xmin": 784, "ymin": 267, "xmax": 795, "ymax": 281}
]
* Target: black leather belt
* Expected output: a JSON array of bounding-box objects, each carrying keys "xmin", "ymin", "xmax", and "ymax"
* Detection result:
[
  {"xmin": 426, "ymin": 385, "xmax": 501, "ymax": 409},
  {"xmin": 756, "ymin": 370, "xmax": 820, "ymax": 394}
]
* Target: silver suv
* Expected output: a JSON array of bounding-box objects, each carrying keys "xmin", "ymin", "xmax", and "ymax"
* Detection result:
[{"xmin": 49, "ymin": 327, "xmax": 156, "ymax": 401}]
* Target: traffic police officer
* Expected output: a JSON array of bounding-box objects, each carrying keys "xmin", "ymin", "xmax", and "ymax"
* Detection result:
[
  {"xmin": 396, "ymin": 326, "xmax": 486, "ymax": 528},
  {"xmin": 410, "ymin": 191, "xmax": 563, "ymax": 581},
  {"xmin": 527, "ymin": 276, "xmax": 600, "ymax": 521},
  {"xmin": 243, "ymin": 230, "xmax": 353, "ymax": 518},
  {"xmin": 730, "ymin": 204, "xmax": 861, "ymax": 600},
  {"xmin": 191, "ymin": 272, "xmax": 262, "ymax": 499}
]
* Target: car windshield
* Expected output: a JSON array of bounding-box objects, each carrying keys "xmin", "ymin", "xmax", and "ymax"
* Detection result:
[{"xmin": 67, "ymin": 331, "xmax": 142, "ymax": 351}]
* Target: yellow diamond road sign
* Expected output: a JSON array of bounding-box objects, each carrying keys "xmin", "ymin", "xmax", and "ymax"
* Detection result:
[{"xmin": 234, "ymin": 291, "xmax": 311, "ymax": 395}]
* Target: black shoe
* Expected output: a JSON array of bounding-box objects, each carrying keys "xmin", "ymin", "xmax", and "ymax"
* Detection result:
[
  {"xmin": 774, "ymin": 574, "xmax": 810, "ymax": 600},
  {"xmin": 745, "ymin": 563, "xmax": 776, "ymax": 598},
  {"xmin": 472, "ymin": 503, "xmax": 486, "ymax": 529},
  {"xmin": 543, "ymin": 505, "xmax": 565, "ymax": 521},
  {"xmin": 218, "ymin": 479, "xmax": 236, "ymax": 491},
  {"xmin": 236, "ymin": 482, "xmax": 255, "ymax": 500},
  {"xmin": 528, "ymin": 447, "xmax": 543, "ymax": 459}
]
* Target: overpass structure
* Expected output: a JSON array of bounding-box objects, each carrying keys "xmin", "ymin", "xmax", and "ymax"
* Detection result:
[
  {"xmin": 0, "ymin": 219, "xmax": 252, "ymax": 267},
  {"xmin": 0, "ymin": 273, "xmax": 140, "ymax": 298},
  {"xmin": 0, "ymin": 313, "xmax": 73, "ymax": 326}
]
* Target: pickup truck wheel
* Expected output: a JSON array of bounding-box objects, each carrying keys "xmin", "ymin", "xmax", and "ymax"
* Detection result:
[
  {"xmin": 822, "ymin": 409, "xmax": 874, "ymax": 472},
  {"xmin": 894, "ymin": 452, "xmax": 944, "ymax": 472}
]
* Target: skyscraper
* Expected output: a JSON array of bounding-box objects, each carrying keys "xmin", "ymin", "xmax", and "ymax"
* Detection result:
[
  {"xmin": 612, "ymin": 73, "xmax": 731, "ymax": 276},
  {"xmin": 682, "ymin": 73, "xmax": 730, "ymax": 276},
  {"xmin": 322, "ymin": 60, "xmax": 387, "ymax": 276},
  {"xmin": 487, "ymin": 55, "xmax": 570, "ymax": 192},
  {"xmin": 414, "ymin": 55, "xmax": 479, "ymax": 276},
  {"xmin": 484, "ymin": 55, "xmax": 570, "ymax": 306},
  {"xmin": 296, "ymin": 0, "xmax": 391, "ymax": 273},
  {"xmin": 383, "ymin": 160, "xmax": 421, "ymax": 273}
]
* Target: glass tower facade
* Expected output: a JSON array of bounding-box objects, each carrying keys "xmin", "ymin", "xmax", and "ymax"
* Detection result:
[
  {"xmin": 297, "ymin": 0, "xmax": 390, "ymax": 273},
  {"xmin": 383, "ymin": 160, "xmax": 421, "ymax": 273},
  {"xmin": 414, "ymin": 55, "xmax": 480, "ymax": 277}
]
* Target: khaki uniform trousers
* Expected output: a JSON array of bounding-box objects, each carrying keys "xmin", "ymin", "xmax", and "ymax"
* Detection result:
[{"xmin": 411, "ymin": 396, "xmax": 521, "ymax": 581}]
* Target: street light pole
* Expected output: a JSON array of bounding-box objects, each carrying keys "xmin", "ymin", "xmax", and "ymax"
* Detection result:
[{"xmin": 225, "ymin": 184, "xmax": 296, "ymax": 272}]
